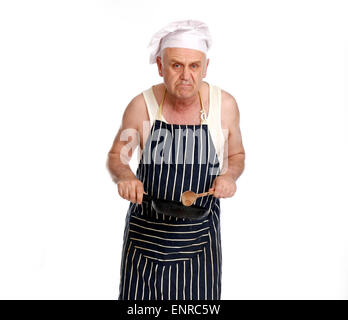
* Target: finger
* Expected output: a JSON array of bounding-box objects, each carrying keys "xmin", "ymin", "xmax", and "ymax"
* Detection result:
[
  {"xmin": 214, "ymin": 190, "xmax": 221, "ymax": 198},
  {"xmin": 214, "ymin": 186, "xmax": 223, "ymax": 198},
  {"xmin": 212, "ymin": 189, "xmax": 218, "ymax": 198},
  {"xmin": 225, "ymin": 187, "xmax": 235, "ymax": 197},
  {"xmin": 229, "ymin": 186, "xmax": 236, "ymax": 197},
  {"xmin": 218, "ymin": 189, "xmax": 226, "ymax": 198},
  {"xmin": 129, "ymin": 185, "xmax": 136, "ymax": 204},
  {"xmin": 118, "ymin": 185, "xmax": 124, "ymax": 198},
  {"xmin": 123, "ymin": 187, "xmax": 129, "ymax": 201},
  {"xmin": 222, "ymin": 186, "xmax": 229, "ymax": 198},
  {"xmin": 136, "ymin": 184, "xmax": 143, "ymax": 204}
]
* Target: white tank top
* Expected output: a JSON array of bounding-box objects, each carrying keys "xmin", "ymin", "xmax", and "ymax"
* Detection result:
[{"xmin": 141, "ymin": 83, "xmax": 226, "ymax": 172}]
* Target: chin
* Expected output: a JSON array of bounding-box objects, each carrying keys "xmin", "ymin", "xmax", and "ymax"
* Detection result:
[
  {"xmin": 177, "ymin": 90, "xmax": 194, "ymax": 98},
  {"xmin": 176, "ymin": 85, "xmax": 194, "ymax": 93}
]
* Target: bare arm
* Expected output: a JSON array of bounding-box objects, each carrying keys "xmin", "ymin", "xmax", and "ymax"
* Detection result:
[
  {"xmin": 209, "ymin": 91, "xmax": 245, "ymax": 198},
  {"xmin": 221, "ymin": 91, "xmax": 246, "ymax": 182},
  {"xmin": 106, "ymin": 94, "xmax": 146, "ymax": 204}
]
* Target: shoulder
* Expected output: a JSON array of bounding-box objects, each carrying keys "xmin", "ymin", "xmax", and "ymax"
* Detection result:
[
  {"xmin": 219, "ymin": 88, "xmax": 240, "ymax": 128},
  {"xmin": 221, "ymin": 88, "xmax": 238, "ymax": 112},
  {"xmin": 121, "ymin": 90, "xmax": 150, "ymax": 130}
]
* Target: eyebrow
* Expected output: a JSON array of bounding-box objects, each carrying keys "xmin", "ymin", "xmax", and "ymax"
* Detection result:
[{"xmin": 170, "ymin": 59, "xmax": 202, "ymax": 65}]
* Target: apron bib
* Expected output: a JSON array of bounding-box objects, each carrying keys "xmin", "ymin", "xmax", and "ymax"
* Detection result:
[{"xmin": 118, "ymin": 86, "xmax": 222, "ymax": 300}]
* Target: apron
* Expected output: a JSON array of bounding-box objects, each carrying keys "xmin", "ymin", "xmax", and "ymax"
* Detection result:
[{"xmin": 118, "ymin": 85, "xmax": 222, "ymax": 300}]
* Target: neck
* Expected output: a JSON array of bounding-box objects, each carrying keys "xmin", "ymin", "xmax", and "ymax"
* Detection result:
[{"xmin": 166, "ymin": 93, "xmax": 199, "ymax": 112}]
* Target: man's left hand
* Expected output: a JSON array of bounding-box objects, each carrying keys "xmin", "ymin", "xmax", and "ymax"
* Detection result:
[{"xmin": 209, "ymin": 175, "xmax": 236, "ymax": 198}]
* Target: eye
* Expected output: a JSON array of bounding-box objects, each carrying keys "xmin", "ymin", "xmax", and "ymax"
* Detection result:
[{"xmin": 173, "ymin": 63, "xmax": 181, "ymax": 68}]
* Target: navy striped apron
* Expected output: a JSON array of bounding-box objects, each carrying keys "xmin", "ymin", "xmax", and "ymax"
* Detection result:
[{"xmin": 118, "ymin": 87, "xmax": 222, "ymax": 300}]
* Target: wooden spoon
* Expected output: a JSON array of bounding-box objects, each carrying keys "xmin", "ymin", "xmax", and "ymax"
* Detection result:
[{"xmin": 181, "ymin": 189, "xmax": 215, "ymax": 206}]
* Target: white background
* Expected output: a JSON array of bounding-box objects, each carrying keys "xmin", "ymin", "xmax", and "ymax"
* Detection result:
[{"xmin": 0, "ymin": 0, "xmax": 347, "ymax": 299}]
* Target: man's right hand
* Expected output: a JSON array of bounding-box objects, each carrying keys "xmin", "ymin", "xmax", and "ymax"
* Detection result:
[{"xmin": 117, "ymin": 178, "xmax": 145, "ymax": 205}]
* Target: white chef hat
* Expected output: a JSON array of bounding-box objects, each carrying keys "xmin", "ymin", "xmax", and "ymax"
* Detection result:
[{"xmin": 147, "ymin": 19, "xmax": 212, "ymax": 64}]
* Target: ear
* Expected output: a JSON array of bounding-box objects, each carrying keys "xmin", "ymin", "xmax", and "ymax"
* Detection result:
[
  {"xmin": 202, "ymin": 58, "xmax": 209, "ymax": 78},
  {"xmin": 156, "ymin": 56, "xmax": 163, "ymax": 77}
]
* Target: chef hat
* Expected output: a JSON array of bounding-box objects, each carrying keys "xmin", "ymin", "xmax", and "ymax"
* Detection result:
[{"xmin": 147, "ymin": 19, "xmax": 212, "ymax": 64}]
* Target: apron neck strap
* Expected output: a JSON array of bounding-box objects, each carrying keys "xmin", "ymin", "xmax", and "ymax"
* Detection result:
[{"xmin": 156, "ymin": 86, "xmax": 208, "ymax": 124}]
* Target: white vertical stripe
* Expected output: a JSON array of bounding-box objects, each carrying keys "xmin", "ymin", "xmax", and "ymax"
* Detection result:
[
  {"xmin": 176, "ymin": 263, "xmax": 179, "ymax": 300},
  {"xmin": 217, "ymin": 209, "xmax": 222, "ymax": 299},
  {"xmin": 168, "ymin": 264, "xmax": 172, "ymax": 300},
  {"xmin": 212, "ymin": 211, "xmax": 220, "ymax": 299},
  {"xmin": 196, "ymin": 125, "xmax": 203, "ymax": 197},
  {"xmin": 183, "ymin": 261, "xmax": 186, "ymax": 300},
  {"xmin": 156, "ymin": 125, "xmax": 169, "ymax": 208},
  {"xmin": 179, "ymin": 125, "xmax": 188, "ymax": 203},
  {"xmin": 154, "ymin": 264, "xmax": 158, "ymax": 300},
  {"xmin": 151, "ymin": 121, "xmax": 163, "ymax": 196},
  {"xmin": 127, "ymin": 247, "xmax": 137, "ymax": 300},
  {"xmin": 161, "ymin": 265, "xmax": 166, "ymax": 300},
  {"xmin": 139, "ymin": 137, "xmax": 145, "ymax": 183},
  {"xmin": 139, "ymin": 151, "xmax": 146, "ymax": 216},
  {"xmin": 134, "ymin": 253, "xmax": 142, "ymax": 299},
  {"xmin": 214, "ymin": 202, "xmax": 221, "ymax": 221},
  {"xmin": 190, "ymin": 258, "xmax": 193, "ymax": 300},
  {"xmin": 148, "ymin": 261, "xmax": 153, "ymax": 300},
  {"xmin": 197, "ymin": 254, "xmax": 200, "ymax": 300},
  {"xmin": 171, "ymin": 127, "xmax": 182, "ymax": 200},
  {"xmin": 144, "ymin": 147, "xmax": 149, "ymax": 208},
  {"xmin": 189, "ymin": 125, "xmax": 196, "ymax": 191},
  {"xmin": 198, "ymin": 127, "xmax": 210, "ymax": 207},
  {"xmin": 122, "ymin": 240, "xmax": 132, "ymax": 300},
  {"xmin": 204, "ymin": 247, "xmax": 207, "ymax": 300},
  {"xmin": 164, "ymin": 124, "xmax": 174, "ymax": 199},
  {"xmin": 203, "ymin": 151, "xmax": 218, "ymax": 208},
  {"xmin": 165, "ymin": 124, "xmax": 174, "ymax": 222},
  {"xmin": 141, "ymin": 257, "xmax": 148, "ymax": 300},
  {"xmin": 119, "ymin": 226, "xmax": 130, "ymax": 299},
  {"xmin": 146, "ymin": 123, "xmax": 155, "ymax": 192},
  {"xmin": 208, "ymin": 231, "xmax": 214, "ymax": 299}
]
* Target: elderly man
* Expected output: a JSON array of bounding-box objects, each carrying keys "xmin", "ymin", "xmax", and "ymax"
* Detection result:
[{"xmin": 107, "ymin": 20, "xmax": 245, "ymax": 300}]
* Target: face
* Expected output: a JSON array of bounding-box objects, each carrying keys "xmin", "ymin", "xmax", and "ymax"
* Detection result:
[{"xmin": 156, "ymin": 47, "xmax": 209, "ymax": 99}]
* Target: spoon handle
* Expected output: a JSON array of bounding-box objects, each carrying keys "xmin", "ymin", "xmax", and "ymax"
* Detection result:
[{"xmin": 195, "ymin": 189, "xmax": 215, "ymax": 198}]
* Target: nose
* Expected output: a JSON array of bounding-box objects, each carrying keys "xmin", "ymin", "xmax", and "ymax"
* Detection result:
[{"xmin": 180, "ymin": 66, "xmax": 190, "ymax": 81}]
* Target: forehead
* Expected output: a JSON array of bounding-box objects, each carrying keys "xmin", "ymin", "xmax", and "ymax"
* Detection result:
[{"xmin": 163, "ymin": 47, "xmax": 205, "ymax": 63}]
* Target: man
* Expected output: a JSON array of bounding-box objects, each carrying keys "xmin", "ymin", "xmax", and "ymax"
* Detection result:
[{"xmin": 107, "ymin": 20, "xmax": 245, "ymax": 300}]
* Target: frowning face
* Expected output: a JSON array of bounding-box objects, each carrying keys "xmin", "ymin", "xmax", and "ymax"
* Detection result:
[{"xmin": 156, "ymin": 47, "xmax": 209, "ymax": 100}]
